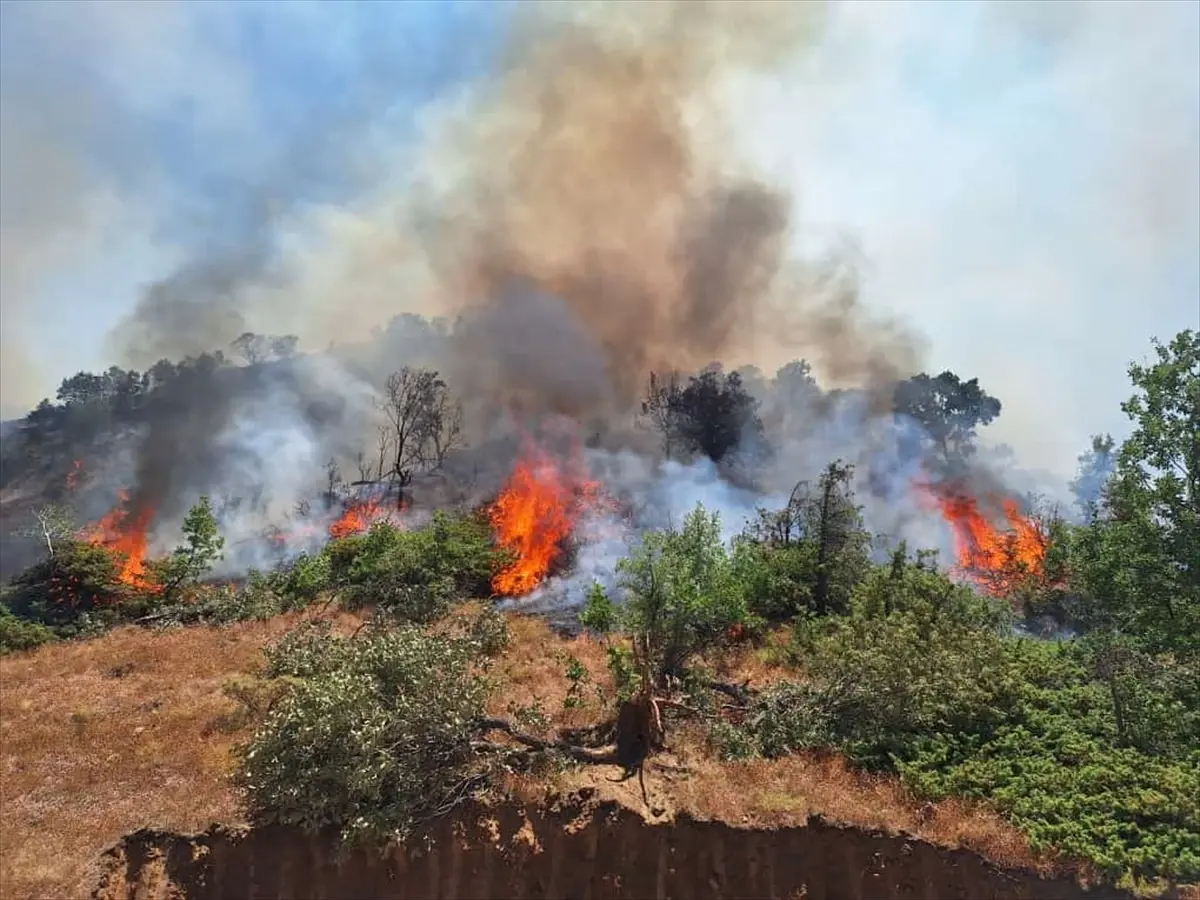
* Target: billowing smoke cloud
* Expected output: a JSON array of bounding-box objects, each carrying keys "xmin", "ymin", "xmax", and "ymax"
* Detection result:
[{"xmin": 413, "ymin": 1, "xmax": 923, "ymax": 420}]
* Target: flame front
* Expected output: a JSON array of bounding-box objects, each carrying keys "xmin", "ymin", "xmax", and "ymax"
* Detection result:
[
  {"xmin": 84, "ymin": 491, "xmax": 159, "ymax": 591},
  {"xmin": 328, "ymin": 497, "xmax": 397, "ymax": 539},
  {"xmin": 489, "ymin": 442, "xmax": 599, "ymax": 597},
  {"xmin": 926, "ymin": 486, "xmax": 1049, "ymax": 596}
]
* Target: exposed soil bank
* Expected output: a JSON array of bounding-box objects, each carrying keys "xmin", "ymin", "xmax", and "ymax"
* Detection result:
[{"xmin": 93, "ymin": 798, "xmax": 1135, "ymax": 900}]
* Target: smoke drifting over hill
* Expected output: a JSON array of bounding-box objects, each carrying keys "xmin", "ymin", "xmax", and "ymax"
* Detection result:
[{"xmin": 0, "ymin": 1, "xmax": 1195, "ymax": 599}]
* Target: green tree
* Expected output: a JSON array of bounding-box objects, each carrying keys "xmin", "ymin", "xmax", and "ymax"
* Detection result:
[
  {"xmin": 153, "ymin": 496, "xmax": 225, "ymax": 598},
  {"xmin": 1075, "ymin": 330, "xmax": 1199, "ymax": 653},
  {"xmin": 893, "ymin": 371, "xmax": 1002, "ymax": 474},
  {"xmin": 738, "ymin": 461, "xmax": 871, "ymax": 619},
  {"xmin": 609, "ymin": 504, "xmax": 759, "ymax": 686}
]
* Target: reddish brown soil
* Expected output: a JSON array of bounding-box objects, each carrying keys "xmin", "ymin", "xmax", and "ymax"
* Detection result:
[{"xmin": 93, "ymin": 798, "xmax": 1131, "ymax": 900}]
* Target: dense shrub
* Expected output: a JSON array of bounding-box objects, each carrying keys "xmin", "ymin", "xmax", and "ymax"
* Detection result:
[
  {"xmin": 327, "ymin": 512, "xmax": 501, "ymax": 622},
  {"xmin": 725, "ymin": 568, "xmax": 1200, "ymax": 883},
  {"xmin": 0, "ymin": 604, "xmax": 58, "ymax": 655},
  {"xmin": 237, "ymin": 623, "xmax": 490, "ymax": 846},
  {"xmin": 2, "ymin": 540, "xmax": 156, "ymax": 634},
  {"xmin": 583, "ymin": 504, "xmax": 760, "ymax": 687}
]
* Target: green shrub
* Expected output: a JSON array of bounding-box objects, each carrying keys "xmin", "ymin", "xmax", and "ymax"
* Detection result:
[
  {"xmin": 0, "ymin": 604, "xmax": 58, "ymax": 655},
  {"xmin": 326, "ymin": 512, "xmax": 501, "ymax": 622},
  {"xmin": 897, "ymin": 640, "xmax": 1200, "ymax": 882},
  {"xmin": 753, "ymin": 576, "xmax": 1200, "ymax": 883},
  {"xmin": 237, "ymin": 624, "xmax": 489, "ymax": 846},
  {"xmin": 607, "ymin": 504, "xmax": 761, "ymax": 686},
  {"xmin": 465, "ymin": 605, "xmax": 511, "ymax": 657},
  {"xmin": 274, "ymin": 552, "xmax": 331, "ymax": 608},
  {"xmin": 3, "ymin": 540, "xmax": 156, "ymax": 634}
]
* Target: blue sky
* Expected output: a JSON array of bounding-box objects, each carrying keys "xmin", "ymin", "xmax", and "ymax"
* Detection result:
[{"xmin": 0, "ymin": 0, "xmax": 1196, "ymax": 480}]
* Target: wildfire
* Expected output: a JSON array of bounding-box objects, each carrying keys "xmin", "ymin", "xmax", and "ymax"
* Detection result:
[
  {"xmin": 83, "ymin": 491, "xmax": 159, "ymax": 591},
  {"xmin": 328, "ymin": 495, "xmax": 405, "ymax": 539},
  {"xmin": 65, "ymin": 459, "xmax": 83, "ymax": 490},
  {"xmin": 922, "ymin": 483, "xmax": 1049, "ymax": 596},
  {"xmin": 489, "ymin": 440, "xmax": 601, "ymax": 597}
]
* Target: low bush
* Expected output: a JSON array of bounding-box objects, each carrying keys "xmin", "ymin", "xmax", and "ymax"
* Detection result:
[
  {"xmin": 236, "ymin": 622, "xmax": 490, "ymax": 846},
  {"xmin": 0, "ymin": 603, "xmax": 58, "ymax": 655},
  {"xmin": 722, "ymin": 564, "xmax": 1200, "ymax": 884}
]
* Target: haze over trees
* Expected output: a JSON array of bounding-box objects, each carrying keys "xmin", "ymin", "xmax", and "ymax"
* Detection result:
[{"xmin": 2, "ymin": 321, "xmax": 1197, "ymax": 889}]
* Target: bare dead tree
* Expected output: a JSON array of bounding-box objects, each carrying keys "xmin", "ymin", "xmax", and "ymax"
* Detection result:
[
  {"xmin": 322, "ymin": 458, "xmax": 344, "ymax": 511},
  {"xmin": 355, "ymin": 449, "xmax": 373, "ymax": 484},
  {"xmin": 425, "ymin": 382, "xmax": 464, "ymax": 470},
  {"xmin": 18, "ymin": 504, "xmax": 76, "ymax": 557},
  {"xmin": 353, "ymin": 368, "xmax": 464, "ymax": 504}
]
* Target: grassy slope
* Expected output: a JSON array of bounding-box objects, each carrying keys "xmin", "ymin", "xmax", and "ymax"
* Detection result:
[{"xmin": 1, "ymin": 608, "xmax": 1046, "ymax": 900}]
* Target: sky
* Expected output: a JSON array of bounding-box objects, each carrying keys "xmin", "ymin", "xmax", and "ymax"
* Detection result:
[{"xmin": 0, "ymin": 0, "xmax": 1196, "ymax": 481}]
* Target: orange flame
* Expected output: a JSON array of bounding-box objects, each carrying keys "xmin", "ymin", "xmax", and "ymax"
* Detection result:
[
  {"xmin": 65, "ymin": 459, "xmax": 83, "ymax": 490},
  {"xmin": 328, "ymin": 496, "xmax": 404, "ymax": 539},
  {"xmin": 83, "ymin": 491, "xmax": 160, "ymax": 591},
  {"xmin": 923, "ymin": 484, "xmax": 1049, "ymax": 596},
  {"xmin": 489, "ymin": 441, "xmax": 600, "ymax": 597}
]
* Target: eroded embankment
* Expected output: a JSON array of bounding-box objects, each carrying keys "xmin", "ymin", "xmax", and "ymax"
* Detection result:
[{"xmin": 94, "ymin": 799, "xmax": 1132, "ymax": 900}]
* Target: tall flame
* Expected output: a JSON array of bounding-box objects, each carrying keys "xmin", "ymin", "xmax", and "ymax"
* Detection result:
[
  {"xmin": 83, "ymin": 491, "xmax": 159, "ymax": 591},
  {"xmin": 489, "ymin": 440, "xmax": 600, "ymax": 596},
  {"xmin": 923, "ymin": 483, "xmax": 1049, "ymax": 596}
]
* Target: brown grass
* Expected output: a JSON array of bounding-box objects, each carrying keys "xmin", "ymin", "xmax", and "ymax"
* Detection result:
[
  {"xmin": 0, "ymin": 610, "xmax": 362, "ymax": 899},
  {"xmin": 2, "ymin": 609, "xmax": 1052, "ymax": 899}
]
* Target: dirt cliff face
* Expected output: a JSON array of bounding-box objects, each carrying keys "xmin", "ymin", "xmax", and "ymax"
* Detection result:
[{"xmin": 93, "ymin": 798, "xmax": 1130, "ymax": 900}]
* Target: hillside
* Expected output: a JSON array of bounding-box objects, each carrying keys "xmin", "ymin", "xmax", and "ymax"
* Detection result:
[
  {"xmin": 1, "ymin": 330, "xmax": 1198, "ymax": 900},
  {"xmin": 0, "ymin": 608, "xmax": 1078, "ymax": 899}
]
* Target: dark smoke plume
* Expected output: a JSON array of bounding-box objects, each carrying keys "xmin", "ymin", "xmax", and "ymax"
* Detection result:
[
  {"xmin": 412, "ymin": 0, "xmax": 924, "ymax": 422},
  {"xmin": 89, "ymin": 0, "xmax": 930, "ymax": 533}
]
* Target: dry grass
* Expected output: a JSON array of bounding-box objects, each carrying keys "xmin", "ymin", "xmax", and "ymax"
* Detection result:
[
  {"xmin": 3, "ymin": 608, "xmax": 1053, "ymax": 899},
  {"xmin": 0, "ymin": 610, "xmax": 362, "ymax": 900},
  {"xmin": 490, "ymin": 616, "xmax": 1048, "ymax": 875}
]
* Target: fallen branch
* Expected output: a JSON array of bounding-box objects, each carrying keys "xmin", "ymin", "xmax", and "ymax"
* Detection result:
[
  {"xmin": 702, "ymin": 678, "xmax": 756, "ymax": 705},
  {"xmin": 475, "ymin": 717, "xmax": 619, "ymax": 765}
]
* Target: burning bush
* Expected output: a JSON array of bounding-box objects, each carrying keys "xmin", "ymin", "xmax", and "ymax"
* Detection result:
[
  {"xmin": 2, "ymin": 539, "xmax": 157, "ymax": 636},
  {"xmin": 1, "ymin": 496, "xmax": 226, "ymax": 642}
]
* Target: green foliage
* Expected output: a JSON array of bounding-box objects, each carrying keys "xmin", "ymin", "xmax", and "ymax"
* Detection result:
[
  {"xmin": 612, "ymin": 504, "xmax": 760, "ymax": 685},
  {"xmin": 237, "ymin": 623, "xmax": 489, "ymax": 846},
  {"xmin": 3, "ymin": 539, "xmax": 153, "ymax": 634},
  {"xmin": 731, "ymin": 569, "xmax": 1200, "ymax": 883},
  {"xmin": 788, "ymin": 565, "xmax": 1017, "ymax": 769},
  {"xmin": 0, "ymin": 604, "xmax": 58, "ymax": 655},
  {"xmin": 466, "ymin": 605, "xmax": 511, "ymax": 657},
  {"xmin": 1071, "ymin": 330, "xmax": 1200, "ymax": 655},
  {"xmin": 579, "ymin": 581, "xmax": 618, "ymax": 634},
  {"xmin": 150, "ymin": 496, "xmax": 225, "ymax": 599},
  {"xmin": 275, "ymin": 552, "xmax": 332, "ymax": 608},
  {"xmin": 326, "ymin": 512, "xmax": 500, "ymax": 623},
  {"xmin": 739, "ymin": 462, "xmax": 873, "ymax": 619},
  {"xmin": 896, "ymin": 640, "xmax": 1200, "ymax": 883}
]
